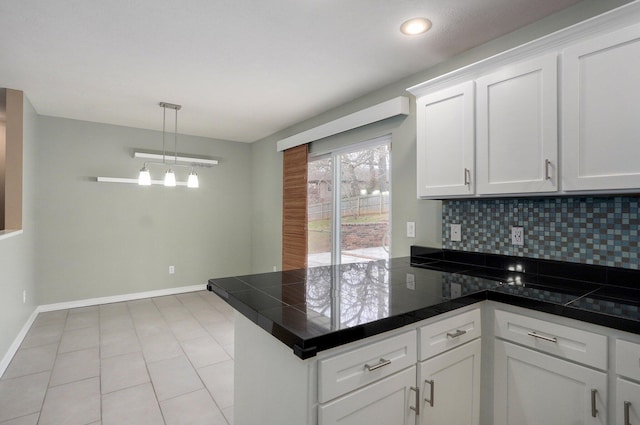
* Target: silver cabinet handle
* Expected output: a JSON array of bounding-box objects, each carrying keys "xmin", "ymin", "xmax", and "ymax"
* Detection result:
[
  {"xmin": 364, "ymin": 358, "xmax": 391, "ymax": 371},
  {"xmin": 527, "ymin": 331, "xmax": 557, "ymax": 343},
  {"xmin": 545, "ymin": 159, "xmax": 552, "ymax": 180},
  {"xmin": 424, "ymin": 379, "xmax": 434, "ymax": 407},
  {"xmin": 410, "ymin": 386, "xmax": 420, "ymax": 415},
  {"xmin": 464, "ymin": 168, "xmax": 471, "ymax": 186},
  {"xmin": 624, "ymin": 401, "xmax": 631, "ymax": 425},
  {"xmin": 591, "ymin": 389, "xmax": 598, "ymax": 418},
  {"xmin": 447, "ymin": 329, "xmax": 467, "ymax": 339}
]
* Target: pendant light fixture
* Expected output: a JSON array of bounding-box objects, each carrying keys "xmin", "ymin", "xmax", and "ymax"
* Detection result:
[
  {"xmin": 164, "ymin": 169, "xmax": 177, "ymax": 187},
  {"xmin": 187, "ymin": 170, "xmax": 199, "ymax": 188},
  {"xmin": 138, "ymin": 166, "xmax": 151, "ymax": 186},
  {"xmin": 137, "ymin": 102, "xmax": 202, "ymax": 188}
]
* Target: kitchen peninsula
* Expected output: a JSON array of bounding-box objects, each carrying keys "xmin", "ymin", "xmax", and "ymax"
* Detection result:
[{"xmin": 207, "ymin": 247, "xmax": 640, "ymax": 425}]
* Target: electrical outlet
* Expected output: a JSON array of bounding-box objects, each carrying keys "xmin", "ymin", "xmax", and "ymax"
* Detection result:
[
  {"xmin": 273, "ymin": 266, "xmax": 277, "ymax": 272},
  {"xmin": 451, "ymin": 283, "xmax": 462, "ymax": 299},
  {"xmin": 23, "ymin": 290, "xmax": 26, "ymax": 304},
  {"xmin": 406, "ymin": 222, "xmax": 416, "ymax": 238},
  {"xmin": 406, "ymin": 273, "xmax": 416, "ymax": 290},
  {"xmin": 512, "ymin": 227, "xmax": 524, "ymax": 246},
  {"xmin": 450, "ymin": 223, "xmax": 462, "ymax": 242},
  {"xmin": 169, "ymin": 265, "xmax": 175, "ymax": 274}
]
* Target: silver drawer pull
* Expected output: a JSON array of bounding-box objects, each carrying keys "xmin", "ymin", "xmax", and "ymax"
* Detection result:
[
  {"xmin": 527, "ymin": 331, "xmax": 557, "ymax": 343},
  {"xmin": 624, "ymin": 401, "xmax": 631, "ymax": 425},
  {"xmin": 424, "ymin": 379, "xmax": 434, "ymax": 407},
  {"xmin": 591, "ymin": 389, "xmax": 598, "ymax": 418},
  {"xmin": 545, "ymin": 159, "xmax": 552, "ymax": 180},
  {"xmin": 410, "ymin": 386, "xmax": 420, "ymax": 415},
  {"xmin": 364, "ymin": 358, "xmax": 391, "ymax": 371},
  {"xmin": 447, "ymin": 329, "xmax": 467, "ymax": 339}
]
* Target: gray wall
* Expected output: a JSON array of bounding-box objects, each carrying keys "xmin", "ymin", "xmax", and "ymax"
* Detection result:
[
  {"xmin": 248, "ymin": 0, "xmax": 631, "ymax": 274},
  {"xmin": 0, "ymin": 97, "xmax": 38, "ymax": 361},
  {"xmin": 35, "ymin": 117, "xmax": 252, "ymax": 305}
]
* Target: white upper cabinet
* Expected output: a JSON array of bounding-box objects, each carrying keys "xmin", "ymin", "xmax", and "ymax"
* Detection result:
[
  {"xmin": 409, "ymin": 2, "xmax": 640, "ymax": 198},
  {"xmin": 476, "ymin": 54, "xmax": 558, "ymax": 195},
  {"xmin": 562, "ymin": 22, "xmax": 640, "ymax": 192},
  {"xmin": 416, "ymin": 81, "xmax": 475, "ymax": 198}
]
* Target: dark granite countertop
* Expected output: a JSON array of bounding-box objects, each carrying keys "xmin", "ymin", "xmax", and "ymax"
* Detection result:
[{"xmin": 207, "ymin": 248, "xmax": 639, "ymax": 359}]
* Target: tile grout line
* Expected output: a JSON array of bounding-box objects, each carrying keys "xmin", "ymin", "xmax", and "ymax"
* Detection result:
[
  {"xmin": 175, "ymin": 294, "xmax": 232, "ymax": 425},
  {"xmin": 127, "ymin": 299, "xmax": 168, "ymax": 425},
  {"xmin": 3, "ymin": 292, "xmax": 234, "ymax": 425}
]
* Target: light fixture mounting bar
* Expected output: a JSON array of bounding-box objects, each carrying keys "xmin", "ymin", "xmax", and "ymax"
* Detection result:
[
  {"xmin": 133, "ymin": 152, "xmax": 218, "ymax": 166},
  {"xmin": 159, "ymin": 102, "xmax": 181, "ymax": 110}
]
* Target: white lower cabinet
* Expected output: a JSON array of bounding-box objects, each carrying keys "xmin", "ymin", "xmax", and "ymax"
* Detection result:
[
  {"xmin": 318, "ymin": 366, "xmax": 418, "ymax": 425},
  {"xmin": 616, "ymin": 339, "xmax": 640, "ymax": 425},
  {"xmin": 616, "ymin": 378, "xmax": 640, "ymax": 425},
  {"xmin": 234, "ymin": 304, "xmax": 640, "ymax": 425},
  {"xmin": 318, "ymin": 308, "xmax": 482, "ymax": 425},
  {"xmin": 494, "ymin": 340, "xmax": 607, "ymax": 425},
  {"xmin": 418, "ymin": 338, "xmax": 481, "ymax": 425}
]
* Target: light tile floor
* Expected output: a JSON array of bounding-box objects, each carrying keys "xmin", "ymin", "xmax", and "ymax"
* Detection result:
[{"xmin": 0, "ymin": 291, "xmax": 235, "ymax": 425}]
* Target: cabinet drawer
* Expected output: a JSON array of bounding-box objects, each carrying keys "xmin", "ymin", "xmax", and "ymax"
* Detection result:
[
  {"xmin": 318, "ymin": 330, "xmax": 417, "ymax": 404},
  {"xmin": 494, "ymin": 310, "xmax": 607, "ymax": 370},
  {"xmin": 419, "ymin": 308, "xmax": 481, "ymax": 361},
  {"xmin": 617, "ymin": 339, "xmax": 640, "ymax": 381}
]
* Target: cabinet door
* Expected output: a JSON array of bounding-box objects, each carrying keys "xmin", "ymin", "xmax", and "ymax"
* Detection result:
[
  {"xmin": 476, "ymin": 54, "xmax": 558, "ymax": 195},
  {"xmin": 318, "ymin": 366, "xmax": 417, "ymax": 425},
  {"xmin": 418, "ymin": 338, "xmax": 481, "ymax": 425},
  {"xmin": 494, "ymin": 340, "xmax": 607, "ymax": 425},
  {"xmin": 617, "ymin": 378, "xmax": 640, "ymax": 425},
  {"xmin": 416, "ymin": 81, "xmax": 475, "ymax": 198},
  {"xmin": 562, "ymin": 22, "xmax": 640, "ymax": 191}
]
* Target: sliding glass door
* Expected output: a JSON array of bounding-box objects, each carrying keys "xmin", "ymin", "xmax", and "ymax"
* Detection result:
[{"xmin": 307, "ymin": 138, "xmax": 390, "ymax": 266}]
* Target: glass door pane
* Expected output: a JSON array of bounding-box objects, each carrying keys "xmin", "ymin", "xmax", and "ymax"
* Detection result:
[
  {"xmin": 339, "ymin": 144, "xmax": 390, "ymax": 264},
  {"xmin": 307, "ymin": 156, "xmax": 333, "ymax": 267}
]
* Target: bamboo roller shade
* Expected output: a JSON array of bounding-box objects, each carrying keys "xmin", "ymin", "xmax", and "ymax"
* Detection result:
[{"xmin": 282, "ymin": 144, "xmax": 308, "ymax": 271}]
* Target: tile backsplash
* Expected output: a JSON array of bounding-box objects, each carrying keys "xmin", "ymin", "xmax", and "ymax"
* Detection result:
[{"xmin": 442, "ymin": 196, "xmax": 639, "ymax": 270}]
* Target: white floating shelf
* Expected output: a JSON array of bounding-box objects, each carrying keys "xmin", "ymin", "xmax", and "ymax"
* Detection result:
[
  {"xmin": 97, "ymin": 177, "xmax": 191, "ymax": 186},
  {"xmin": 133, "ymin": 152, "xmax": 218, "ymax": 166}
]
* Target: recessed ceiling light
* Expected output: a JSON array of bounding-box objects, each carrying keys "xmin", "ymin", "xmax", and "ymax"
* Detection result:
[{"xmin": 400, "ymin": 18, "xmax": 432, "ymax": 36}]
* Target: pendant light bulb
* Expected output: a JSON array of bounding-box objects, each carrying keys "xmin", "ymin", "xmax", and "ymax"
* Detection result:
[
  {"xmin": 187, "ymin": 170, "xmax": 199, "ymax": 188},
  {"xmin": 164, "ymin": 169, "xmax": 176, "ymax": 187},
  {"xmin": 138, "ymin": 166, "xmax": 151, "ymax": 186}
]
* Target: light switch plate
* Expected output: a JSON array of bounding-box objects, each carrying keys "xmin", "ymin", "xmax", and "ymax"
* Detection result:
[
  {"xmin": 407, "ymin": 222, "xmax": 416, "ymax": 238},
  {"xmin": 450, "ymin": 223, "xmax": 462, "ymax": 242}
]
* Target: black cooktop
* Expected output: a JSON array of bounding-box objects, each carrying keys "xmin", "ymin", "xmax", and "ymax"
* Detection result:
[{"xmin": 207, "ymin": 247, "xmax": 639, "ymax": 359}]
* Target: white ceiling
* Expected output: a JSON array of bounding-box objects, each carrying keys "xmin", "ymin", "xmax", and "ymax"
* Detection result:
[{"xmin": 0, "ymin": 0, "xmax": 586, "ymax": 143}]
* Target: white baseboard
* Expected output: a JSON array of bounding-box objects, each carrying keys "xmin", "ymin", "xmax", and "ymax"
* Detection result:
[
  {"xmin": 0, "ymin": 284, "xmax": 207, "ymax": 378},
  {"xmin": 38, "ymin": 284, "xmax": 207, "ymax": 312},
  {"xmin": 0, "ymin": 308, "xmax": 39, "ymax": 379}
]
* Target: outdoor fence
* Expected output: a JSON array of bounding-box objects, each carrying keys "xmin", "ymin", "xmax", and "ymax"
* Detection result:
[{"xmin": 308, "ymin": 193, "xmax": 390, "ymax": 221}]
